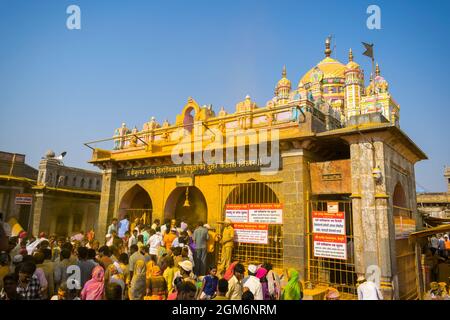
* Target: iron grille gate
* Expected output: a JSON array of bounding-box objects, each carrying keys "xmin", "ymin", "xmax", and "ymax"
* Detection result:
[
  {"xmin": 307, "ymin": 200, "xmax": 357, "ymax": 297},
  {"xmin": 218, "ymin": 181, "xmax": 283, "ymax": 269},
  {"xmin": 125, "ymin": 208, "xmax": 152, "ymax": 226}
]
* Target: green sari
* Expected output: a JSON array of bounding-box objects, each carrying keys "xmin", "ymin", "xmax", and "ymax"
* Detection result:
[{"xmin": 281, "ymin": 268, "xmax": 302, "ymax": 300}]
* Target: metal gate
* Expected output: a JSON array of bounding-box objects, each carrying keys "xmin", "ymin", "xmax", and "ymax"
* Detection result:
[
  {"xmin": 125, "ymin": 208, "xmax": 152, "ymax": 226},
  {"xmin": 306, "ymin": 200, "xmax": 357, "ymax": 297},
  {"xmin": 394, "ymin": 206, "xmax": 417, "ymax": 300},
  {"xmin": 218, "ymin": 181, "xmax": 283, "ymax": 268}
]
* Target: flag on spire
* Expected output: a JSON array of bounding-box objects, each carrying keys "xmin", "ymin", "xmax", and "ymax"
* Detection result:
[{"xmin": 362, "ymin": 42, "xmax": 374, "ymax": 60}]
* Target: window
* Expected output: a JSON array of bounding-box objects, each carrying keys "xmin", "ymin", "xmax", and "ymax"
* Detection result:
[
  {"xmin": 88, "ymin": 179, "xmax": 92, "ymax": 189},
  {"xmin": 72, "ymin": 177, "xmax": 77, "ymax": 187}
]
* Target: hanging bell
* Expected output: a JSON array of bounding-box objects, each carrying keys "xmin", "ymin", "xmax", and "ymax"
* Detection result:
[{"xmin": 183, "ymin": 187, "xmax": 190, "ymax": 207}]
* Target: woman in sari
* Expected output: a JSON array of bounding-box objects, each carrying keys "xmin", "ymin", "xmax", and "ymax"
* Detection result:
[
  {"xmin": 81, "ymin": 265, "xmax": 105, "ymax": 300},
  {"xmin": 162, "ymin": 255, "xmax": 175, "ymax": 294},
  {"xmin": 128, "ymin": 260, "xmax": 146, "ymax": 300},
  {"xmin": 105, "ymin": 262, "xmax": 126, "ymax": 298},
  {"xmin": 146, "ymin": 265, "xmax": 167, "ymax": 300},
  {"xmin": 281, "ymin": 268, "xmax": 303, "ymax": 300},
  {"xmin": 256, "ymin": 267, "xmax": 271, "ymax": 300}
]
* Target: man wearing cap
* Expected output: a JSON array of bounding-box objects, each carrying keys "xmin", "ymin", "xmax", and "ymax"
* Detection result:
[
  {"xmin": 325, "ymin": 287, "xmax": 340, "ymax": 300},
  {"xmin": 177, "ymin": 260, "xmax": 196, "ymax": 286},
  {"xmin": 218, "ymin": 219, "xmax": 234, "ymax": 275},
  {"xmin": 356, "ymin": 275, "xmax": 383, "ymax": 300},
  {"xmin": 243, "ymin": 264, "xmax": 263, "ymax": 300}
]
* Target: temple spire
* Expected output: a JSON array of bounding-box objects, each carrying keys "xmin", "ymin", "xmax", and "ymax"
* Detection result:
[
  {"xmin": 282, "ymin": 65, "xmax": 287, "ymax": 78},
  {"xmin": 348, "ymin": 48, "xmax": 353, "ymax": 62},
  {"xmin": 325, "ymin": 36, "xmax": 332, "ymax": 57},
  {"xmin": 375, "ymin": 63, "xmax": 380, "ymax": 76}
]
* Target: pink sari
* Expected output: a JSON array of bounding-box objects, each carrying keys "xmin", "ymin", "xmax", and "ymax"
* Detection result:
[{"xmin": 81, "ymin": 265, "xmax": 105, "ymax": 300}]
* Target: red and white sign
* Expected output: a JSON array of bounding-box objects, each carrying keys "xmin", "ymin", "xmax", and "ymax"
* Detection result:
[
  {"xmin": 225, "ymin": 203, "xmax": 283, "ymax": 224},
  {"xmin": 312, "ymin": 211, "xmax": 345, "ymax": 235},
  {"xmin": 313, "ymin": 234, "xmax": 347, "ymax": 260},
  {"xmin": 15, "ymin": 194, "xmax": 33, "ymax": 205},
  {"xmin": 248, "ymin": 203, "xmax": 283, "ymax": 224},
  {"xmin": 225, "ymin": 204, "xmax": 249, "ymax": 223},
  {"xmin": 233, "ymin": 223, "xmax": 268, "ymax": 244}
]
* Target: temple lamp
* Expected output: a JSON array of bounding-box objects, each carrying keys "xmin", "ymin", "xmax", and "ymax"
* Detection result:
[{"xmin": 183, "ymin": 187, "xmax": 191, "ymax": 207}]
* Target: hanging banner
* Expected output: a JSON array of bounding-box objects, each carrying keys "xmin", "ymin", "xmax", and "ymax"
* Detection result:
[
  {"xmin": 233, "ymin": 223, "xmax": 268, "ymax": 244},
  {"xmin": 313, "ymin": 234, "xmax": 347, "ymax": 260},
  {"xmin": 225, "ymin": 204, "xmax": 249, "ymax": 223},
  {"xmin": 312, "ymin": 211, "xmax": 345, "ymax": 235},
  {"xmin": 248, "ymin": 203, "xmax": 283, "ymax": 224}
]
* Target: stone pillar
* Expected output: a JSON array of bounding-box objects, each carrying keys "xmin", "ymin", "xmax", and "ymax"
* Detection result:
[
  {"xmin": 96, "ymin": 165, "xmax": 117, "ymax": 243},
  {"xmin": 280, "ymin": 149, "xmax": 308, "ymax": 277},
  {"xmin": 32, "ymin": 192, "xmax": 45, "ymax": 236},
  {"xmin": 348, "ymin": 138, "xmax": 394, "ymax": 299}
]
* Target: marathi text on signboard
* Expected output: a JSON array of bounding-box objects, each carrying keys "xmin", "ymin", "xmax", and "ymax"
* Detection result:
[
  {"xmin": 233, "ymin": 223, "xmax": 268, "ymax": 245},
  {"xmin": 225, "ymin": 204, "xmax": 249, "ymax": 223},
  {"xmin": 313, "ymin": 234, "xmax": 347, "ymax": 260},
  {"xmin": 248, "ymin": 203, "xmax": 283, "ymax": 224},
  {"xmin": 225, "ymin": 203, "xmax": 283, "ymax": 224},
  {"xmin": 15, "ymin": 194, "xmax": 33, "ymax": 205},
  {"xmin": 117, "ymin": 160, "xmax": 277, "ymax": 180},
  {"xmin": 312, "ymin": 211, "xmax": 345, "ymax": 235}
]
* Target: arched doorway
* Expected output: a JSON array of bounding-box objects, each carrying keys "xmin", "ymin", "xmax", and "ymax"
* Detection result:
[
  {"xmin": 164, "ymin": 186, "xmax": 207, "ymax": 227},
  {"xmin": 119, "ymin": 185, "xmax": 153, "ymax": 225},
  {"xmin": 392, "ymin": 182, "xmax": 416, "ymax": 300},
  {"xmin": 222, "ymin": 181, "xmax": 283, "ymax": 268}
]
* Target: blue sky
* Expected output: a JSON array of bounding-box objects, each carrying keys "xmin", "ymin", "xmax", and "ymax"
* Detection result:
[{"xmin": 0, "ymin": 0, "xmax": 449, "ymax": 191}]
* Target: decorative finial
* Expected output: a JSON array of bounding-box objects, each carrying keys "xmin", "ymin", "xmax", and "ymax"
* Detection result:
[
  {"xmin": 325, "ymin": 36, "xmax": 332, "ymax": 57},
  {"xmin": 375, "ymin": 63, "xmax": 380, "ymax": 76},
  {"xmin": 245, "ymin": 94, "xmax": 250, "ymax": 100},
  {"xmin": 282, "ymin": 65, "xmax": 286, "ymax": 78},
  {"xmin": 348, "ymin": 48, "xmax": 353, "ymax": 62}
]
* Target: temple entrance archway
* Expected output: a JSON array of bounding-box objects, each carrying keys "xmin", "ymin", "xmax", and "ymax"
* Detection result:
[
  {"xmin": 219, "ymin": 181, "xmax": 283, "ymax": 268},
  {"xmin": 164, "ymin": 186, "xmax": 207, "ymax": 227},
  {"xmin": 119, "ymin": 184, "xmax": 153, "ymax": 225}
]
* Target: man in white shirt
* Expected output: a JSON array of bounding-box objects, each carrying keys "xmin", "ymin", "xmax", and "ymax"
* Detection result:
[
  {"xmin": 147, "ymin": 229, "xmax": 161, "ymax": 262},
  {"xmin": 226, "ymin": 263, "xmax": 245, "ymax": 300},
  {"xmin": 243, "ymin": 264, "xmax": 263, "ymax": 300},
  {"xmin": 357, "ymin": 275, "xmax": 383, "ymax": 300}
]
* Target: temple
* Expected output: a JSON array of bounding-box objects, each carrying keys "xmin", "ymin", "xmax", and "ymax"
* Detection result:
[{"xmin": 88, "ymin": 38, "xmax": 427, "ymax": 299}]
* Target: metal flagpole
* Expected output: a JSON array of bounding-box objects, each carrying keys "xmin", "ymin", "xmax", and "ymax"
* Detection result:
[{"xmin": 362, "ymin": 42, "xmax": 377, "ymax": 112}]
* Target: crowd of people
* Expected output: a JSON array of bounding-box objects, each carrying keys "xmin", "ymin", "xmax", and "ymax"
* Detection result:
[{"xmin": 0, "ymin": 215, "xmax": 305, "ymax": 301}]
